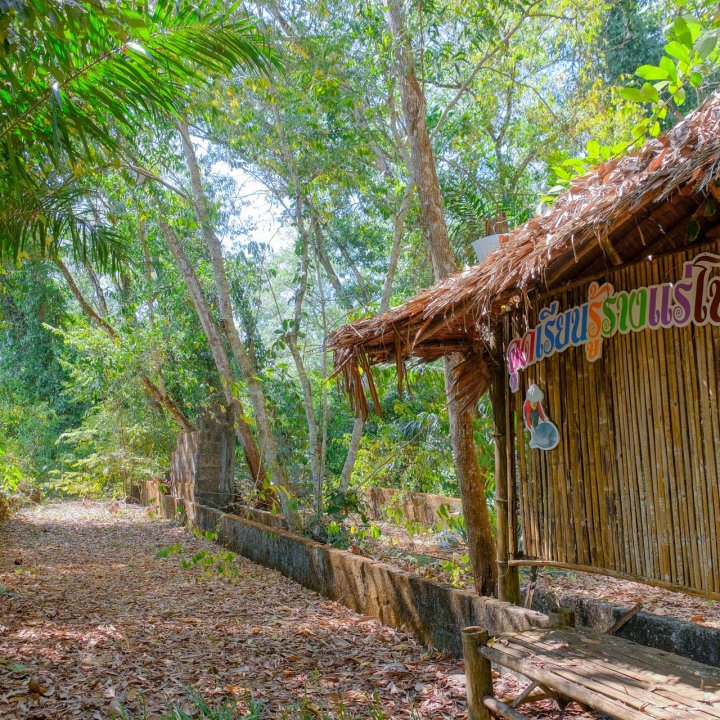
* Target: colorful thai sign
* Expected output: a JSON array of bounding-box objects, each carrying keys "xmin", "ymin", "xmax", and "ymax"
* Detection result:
[{"xmin": 507, "ymin": 252, "xmax": 720, "ymax": 392}]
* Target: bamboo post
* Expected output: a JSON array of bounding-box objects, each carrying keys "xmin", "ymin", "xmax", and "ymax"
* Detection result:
[
  {"xmin": 483, "ymin": 697, "xmax": 531, "ymax": 720},
  {"xmin": 462, "ymin": 626, "xmax": 492, "ymax": 720},
  {"xmin": 503, "ymin": 318, "xmax": 521, "ymax": 604},
  {"xmin": 491, "ymin": 332, "xmax": 516, "ymax": 602}
]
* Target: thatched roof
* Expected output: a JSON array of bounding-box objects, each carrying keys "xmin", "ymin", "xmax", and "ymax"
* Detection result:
[{"xmin": 329, "ymin": 91, "xmax": 720, "ymax": 417}]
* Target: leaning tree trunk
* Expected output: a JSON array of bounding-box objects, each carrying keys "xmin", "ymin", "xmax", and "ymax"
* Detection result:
[
  {"xmin": 285, "ymin": 229, "xmax": 323, "ymax": 517},
  {"xmin": 177, "ymin": 123, "xmax": 299, "ymax": 528},
  {"xmin": 156, "ymin": 219, "xmax": 265, "ymax": 490},
  {"xmin": 387, "ymin": 0, "xmax": 497, "ymax": 595}
]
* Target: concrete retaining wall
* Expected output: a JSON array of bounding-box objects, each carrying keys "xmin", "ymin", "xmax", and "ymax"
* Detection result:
[
  {"xmin": 137, "ymin": 479, "xmax": 165, "ymax": 507},
  {"xmin": 160, "ymin": 494, "xmax": 551, "ymax": 656},
  {"xmin": 227, "ymin": 503, "xmax": 287, "ymax": 530},
  {"xmin": 144, "ymin": 484, "xmax": 720, "ymax": 667}
]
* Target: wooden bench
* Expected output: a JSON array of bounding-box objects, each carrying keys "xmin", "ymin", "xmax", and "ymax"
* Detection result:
[{"xmin": 462, "ymin": 624, "xmax": 720, "ymax": 720}]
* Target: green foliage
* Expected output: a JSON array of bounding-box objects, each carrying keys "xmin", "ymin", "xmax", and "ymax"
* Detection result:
[
  {"xmin": 116, "ymin": 687, "xmax": 263, "ymax": 720},
  {"xmin": 155, "ymin": 543, "xmax": 184, "ymax": 559},
  {"xmin": 0, "ymin": 449, "xmax": 23, "ymax": 494},
  {"xmin": 600, "ymin": 0, "xmax": 666, "ymax": 84},
  {"xmin": 436, "ymin": 503, "xmax": 467, "ymax": 541},
  {"xmin": 158, "ymin": 530, "xmax": 244, "ymax": 583},
  {"xmin": 324, "ymin": 488, "xmax": 368, "ymax": 523},
  {"xmin": 438, "ymin": 555, "xmax": 472, "ymax": 588},
  {"xmin": 0, "ymin": 1, "xmax": 684, "ymax": 543},
  {"xmin": 118, "ymin": 687, "xmax": 387, "ymax": 720},
  {"xmin": 547, "ymin": 0, "xmax": 720, "ymax": 197}
]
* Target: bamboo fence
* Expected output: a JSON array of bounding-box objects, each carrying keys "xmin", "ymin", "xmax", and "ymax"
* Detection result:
[{"xmin": 510, "ymin": 244, "xmax": 720, "ymax": 598}]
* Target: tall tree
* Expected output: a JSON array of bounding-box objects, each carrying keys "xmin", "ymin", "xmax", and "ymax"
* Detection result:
[
  {"xmin": 387, "ymin": 0, "xmax": 497, "ymax": 595},
  {"xmin": 175, "ymin": 124, "xmax": 299, "ymax": 523}
]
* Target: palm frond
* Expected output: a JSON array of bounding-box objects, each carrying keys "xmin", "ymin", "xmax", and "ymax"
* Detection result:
[
  {"xmin": 0, "ymin": 0, "xmax": 278, "ymax": 267},
  {"xmin": 0, "ymin": 178, "xmax": 127, "ymax": 272}
]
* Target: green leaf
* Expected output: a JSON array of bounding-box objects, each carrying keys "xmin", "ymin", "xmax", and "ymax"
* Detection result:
[
  {"xmin": 690, "ymin": 71, "xmax": 703, "ymax": 87},
  {"xmin": 673, "ymin": 87, "xmax": 686, "ymax": 106},
  {"xmin": 636, "ymin": 65, "xmax": 669, "ymax": 81},
  {"xmin": 641, "ymin": 82, "xmax": 659, "ymax": 104},
  {"xmin": 672, "ymin": 16, "xmax": 699, "ymax": 48},
  {"xmin": 620, "ymin": 87, "xmax": 647, "ymax": 103},
  {"xmin": 695, "ymin": 32, "xmax": 718, "ymax": 60},
  {"xmin": 665, "ymin": 41, "xmax": 692, "ymax": 64},
  {"xmin": 585, "ymin": 140, "xmax": 600, "ymax": 158},
  {"xmin": 124, "ymin": 41, "xmax": 154, "ymax": 60},
  {"xmin": 659, "ymin": 56, "xmax": 678, "ymax": 83}
]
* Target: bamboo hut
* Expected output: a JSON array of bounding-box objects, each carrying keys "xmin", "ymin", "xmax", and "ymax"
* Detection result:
[{"xmin": 328, "ymin": 90, "xmax": 720, "ymax": 601}]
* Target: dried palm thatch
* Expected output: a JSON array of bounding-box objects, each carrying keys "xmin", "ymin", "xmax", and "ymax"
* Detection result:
[{"xmin": 329, "ymin": 91, "xmax": 720, "ymax": 417}]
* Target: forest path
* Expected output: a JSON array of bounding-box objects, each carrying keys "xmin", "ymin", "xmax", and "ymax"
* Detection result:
[
  {"xmin": 0, "ymin": 501, "xmax": 470, "ymax": 719},
  {"xmin": 0, "ymin": 501, "xmax": 597, "ymax": 720}
]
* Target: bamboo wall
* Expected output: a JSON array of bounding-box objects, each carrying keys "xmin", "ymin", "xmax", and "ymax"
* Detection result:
[{"xmin": 510, "ymin": 244, "xmax": 720, "ymax": 598}]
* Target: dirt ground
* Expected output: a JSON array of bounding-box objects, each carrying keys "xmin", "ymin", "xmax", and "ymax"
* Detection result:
[{"xmin": 0, "ymin": 501, "xmax": 597, "ymax": 719}]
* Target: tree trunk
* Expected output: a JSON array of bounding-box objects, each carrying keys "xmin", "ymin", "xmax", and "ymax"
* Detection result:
[
  {"xmin": 138, "ymin": 214, "xmax": 169, "ymax": 396},
  {"xmin": 387, "ymin": 0, "xmax": 497, "ymax": 595},
  {"xmin": 84, "ymin": 262, "xmax": 108, "ymax": 316},
  {"xmin": 285, "ymin": 228, "xmax": 323, "ymax": 517},
  {"xmin": 177, "ymin": 122, "xmax": 299, "ymax": 527},
  {"xmin": 340, "ymin": 415, "xmax": 365, "ymax": 493},
  {"xmin": 156, "ymin": 219, "xmax": 265, "ymax": 491},
  {"xmin": 380, "ymin": 181, "xmax": 414, "ymax": 314}
]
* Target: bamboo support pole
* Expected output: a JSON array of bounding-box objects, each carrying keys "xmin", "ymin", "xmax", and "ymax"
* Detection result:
[
  {"xmin": 503, "ymin": 315, "xmax": 521, "ymax": 603},
  {"xmin": 482, "ymin": 697, "xmax": 528, "ymax": 720},
  {"xmin": 491, "ymin": 335, "xmax": 513, "ymax": 603},
  {"xmin": 462, "ymin": 627, "xmax": 492, "ymax": 720}
]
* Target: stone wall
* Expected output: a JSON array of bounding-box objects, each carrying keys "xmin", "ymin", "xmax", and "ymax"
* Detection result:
[
  {"xmin": 228, "ymin": 503, "xmax": 287, "ymax": 530},
  {"xmin": 167, "ymin": 407, "xmax": 234, "ymax": 509},
  {"xmin": 170, "ymin": 431, "xmax": 198, "ymax": 485},
  {"xmin": 194, "ymin": 407, "xmax": 234, "ymax": 509},
  {"xmin": 159, "ymin": 493, "xmax": 551, "ymax": 656},
  {"xmin": 363, "ymin": 487, "xmax": 462, "ymax": 527},
  {"xmin": 153, "ymin": 486, "xmax": 720, "ymax": 667}
]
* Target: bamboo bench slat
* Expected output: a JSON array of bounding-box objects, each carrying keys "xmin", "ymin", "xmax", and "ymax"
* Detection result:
[
  {"xmin": 476, "ymin": 628, "xmax": 720, "ymax": 720},
  {"xmin": 514, "ymin": 629, "xmax": 720, "ymax": 693},
  {"xmin": 509, "ymin": 630, "xmax": 720, "ymax": 712}
]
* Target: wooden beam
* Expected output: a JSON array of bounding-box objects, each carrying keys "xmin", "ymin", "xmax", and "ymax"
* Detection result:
[
  {"xmin": 490, "ymin": 331, "xmax": 513, "ymax": 603},
  {"xmin": 510, "ymin": 681, "xmax": 538, "ymax": 708},
  {"xmin": 503, "ymin": 313, "xmax": 520, "ymax": 603},
  {"xmin": 483, "ymin": 697, "xmax": 528, "ymax": 720},
  {"xmin": 605, "ymin": 603, "xmax": 642, "ymax": 635},
  {"xmin": 462, "ymin": 627, "xmax": 493, "ymax": 720},
  {"xmin": 597, "ymin": 232, "xmax": 624, "ymax": 266},
  {"xmin": 507, "ymin": 558, "xmax": 720, "ymax": 601}
]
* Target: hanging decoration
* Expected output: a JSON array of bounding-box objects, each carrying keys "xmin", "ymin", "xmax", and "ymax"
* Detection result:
[{"xmin": 523, "ymin": 385, "xmax": 559, "ymax": 451}]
